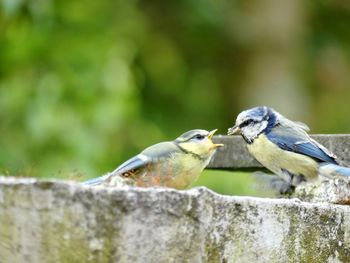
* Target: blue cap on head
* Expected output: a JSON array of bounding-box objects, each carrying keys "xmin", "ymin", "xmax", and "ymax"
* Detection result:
[{"xmin": 236, "ymin": 106, "xmax": 271, "ymax": 124}]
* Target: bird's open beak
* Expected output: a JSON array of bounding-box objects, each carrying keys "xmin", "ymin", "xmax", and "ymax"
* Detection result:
[
  {"xmin": 227, "ymin": 125, "xmax": 240, "ymax": 135},
  {"xmin": 208, "ymin": 129, "xmax": 224, "ymax": 148}
]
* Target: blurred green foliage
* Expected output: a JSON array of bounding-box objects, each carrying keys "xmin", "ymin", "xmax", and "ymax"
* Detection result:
[{"xmin": 0, "ymin": 0, "xmax": 350, "ymax": 195}]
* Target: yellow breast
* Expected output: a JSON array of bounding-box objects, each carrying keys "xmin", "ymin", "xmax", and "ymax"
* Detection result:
[
  {"xmin": 164, "ymin": 153, "xmax": 205, "ymax": 189},
  {"xmin": 247, "ymin": 135, "xmax": 319, "ymax": 179},
  {"xmin": 135, "ymin": 153, "xmax": 206, "ymax": 190}
]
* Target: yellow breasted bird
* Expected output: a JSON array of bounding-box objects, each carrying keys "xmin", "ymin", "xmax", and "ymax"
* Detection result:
[
  {"xmin": 84, "ymin": 129, "xmax": 223, "ymax": 189},
  {"xmin": 228, "ymin": 106, "xmax": 350, "ymax": 193}
]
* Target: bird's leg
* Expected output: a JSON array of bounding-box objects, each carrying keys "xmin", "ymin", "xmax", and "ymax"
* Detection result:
[
  {"xmin": 252, "ymin": 171, "xmax": 295, "ymax": 196},
  {"xmin": 279, "ymin": 169, "xmax": 301, "ymax": 195}
]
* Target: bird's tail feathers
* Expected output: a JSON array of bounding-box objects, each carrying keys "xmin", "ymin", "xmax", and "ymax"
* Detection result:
[
  {"xmin": 83, "ymin": 174, "xmax": 109, "ymax": 186},
  {"xmin": 83, "ymin": 173, "xmax": 133, "ymax": 187},
  {"xmin": 319, "ymin": 163, "xmax": 350, "ymax": 178}
]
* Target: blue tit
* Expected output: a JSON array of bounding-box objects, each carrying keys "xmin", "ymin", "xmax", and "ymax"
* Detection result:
[
  {"xmin": 84, "ymin": 129, "xmax": 224, "ymax": 189},
  {"xmin": 228, "ymin": 106, "xmax": 350, "ymax": 189}
]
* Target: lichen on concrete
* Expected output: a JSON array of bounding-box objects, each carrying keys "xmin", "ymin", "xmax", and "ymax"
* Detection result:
[
  {"xmin": 295, "ymin": 177, "xmax": 350, "ymax": 205},
  {"xmin": 1, "ymin": 176, "xmax": 350, "ymax": 263}
]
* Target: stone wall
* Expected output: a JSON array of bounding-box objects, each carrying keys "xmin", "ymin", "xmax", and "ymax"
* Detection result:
[{"xmin": 1, "ymin": 176, "xmax": 350, "ymax": 263}]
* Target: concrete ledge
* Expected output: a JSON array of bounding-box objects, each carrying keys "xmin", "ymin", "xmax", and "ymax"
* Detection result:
[
  {"xmin": 1, "ymin": 177, "xmax": 350, "ymax": 263},
  {"xmin": 296, "ymin": 178, "xmax": 350, "ymax": 205},
  {"xmin": 210, "ymin": 134, "xmax": 350, "ymax": 169}
]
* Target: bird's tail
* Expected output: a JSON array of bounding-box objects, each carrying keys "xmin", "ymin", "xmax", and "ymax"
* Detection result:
[
  {"xmin": 83, "ymin": 173, "xmax": 133, "ymax": 187},
  {"xmin": 319, "ymin": 163, "xmax": 350, "ymax": 178},
  {"xmin": 83, "ymin": 174, "xmax": 109, "ymax": 186}
]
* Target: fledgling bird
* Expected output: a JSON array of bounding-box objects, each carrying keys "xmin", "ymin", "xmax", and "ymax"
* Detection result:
[
  {"xmin": 84, "ymin": 129, "xmax": 223, "ymax": 189},
  {"xmin": 228, "ymin": 106, "xmax": 350, "ymax": 191}
]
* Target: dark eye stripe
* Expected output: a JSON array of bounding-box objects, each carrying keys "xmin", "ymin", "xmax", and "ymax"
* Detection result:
[
  {"xmin": 240, "ymin": 119, "xmax": 254, "ymax": 128},
  {"xmin": 191, "ymin": 134, "xmax": 205, "ymax": 140}
]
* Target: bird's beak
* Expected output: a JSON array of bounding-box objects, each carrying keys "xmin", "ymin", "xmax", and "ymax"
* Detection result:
[
  {"xmin": 208, "ymin": 129, "xmax": 217, "ymax": 139},
  {"xmin": 227, "ymin": 125, "xmax": 240, "ymax": 135},
  {"xmin": 208, "ymin": 129, "xmax": 224, "ymax": 148}
]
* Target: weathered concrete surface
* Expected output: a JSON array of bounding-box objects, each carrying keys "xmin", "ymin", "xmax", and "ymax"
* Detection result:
[
  {"xmin": 296, "ymin": 177, "xmax": 350, "ymax": 205},
  {"xmin": 210, "ymin": 134, "xmax": 350, "ymax": 169},
  {"xmin": 1, "ymin": 176, "xmax": 350, "ymax": 263}
]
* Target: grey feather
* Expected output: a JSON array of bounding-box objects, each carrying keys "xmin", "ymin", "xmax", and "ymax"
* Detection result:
[{"xmin": 107, "ymin": 142, "xmax": 182, "ymax": 176}]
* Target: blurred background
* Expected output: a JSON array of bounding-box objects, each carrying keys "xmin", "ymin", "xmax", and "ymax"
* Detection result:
[{"xmin": 1, "ymin": 0, "xmax": 350, "ymax": 196}]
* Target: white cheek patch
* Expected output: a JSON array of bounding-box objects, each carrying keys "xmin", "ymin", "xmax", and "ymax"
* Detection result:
[
  {"xmin": 242, "ymin": 121, "xmax": 268, "ymax": 141},
  {"xmin": 242, "ymin": 126, "xmax": 258, "ymax": 140}
]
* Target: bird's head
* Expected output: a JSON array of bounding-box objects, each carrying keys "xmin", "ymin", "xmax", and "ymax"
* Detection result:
[
  {"xmin": 175, "ymin": 129, "xmax": 224, "ymax": 158},
  {"xmin": 227, "ymin": 106, "xmax": 277, "ymax": 143}
]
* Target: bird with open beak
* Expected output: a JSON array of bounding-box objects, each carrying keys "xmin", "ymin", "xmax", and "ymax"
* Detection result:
[{"xmin": 84, "ymin": 129, "xmax": 223, "ymax": 190}]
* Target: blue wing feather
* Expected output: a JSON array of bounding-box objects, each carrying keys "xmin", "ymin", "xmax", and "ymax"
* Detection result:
[
  {"xmin": 266, "ymin": 125, "xmax": 337, "ymax": 164},
  {"xmin": 111, "ymin": 155, "xmax": 150, "ymax": 175},
  {"xmin": 83, "ymin": 141, "xmax": 182, "ymax": 186},
  {"xmin": 111, "ymin": 141, "xmax": 181, "ymax": 175},
  {"xmin": 83, "ymin": 156, "xmax": 149, "ymax": 186}
]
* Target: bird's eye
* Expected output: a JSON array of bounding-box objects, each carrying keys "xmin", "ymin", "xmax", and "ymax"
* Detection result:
[
  {"xmin": 240, "ymin": 119, "xmax": 254, "ymax": 127},
  {"xmin": 194, "ymin": 134, "xmax": 205, "ymax": 140}
]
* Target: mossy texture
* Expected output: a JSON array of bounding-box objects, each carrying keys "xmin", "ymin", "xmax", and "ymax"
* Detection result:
[{"xmin": 0, "ymin": 176, "xmax": 350, "ymax": 263}]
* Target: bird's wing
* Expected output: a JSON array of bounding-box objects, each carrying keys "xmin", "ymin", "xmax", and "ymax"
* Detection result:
[
  {"xmin": 110, "ymin": 155, "xmax": 151, "ymax": 177},
  {"xmin": 83, "ymin": 142, "xmax": 181, "ymax": 186},
  {"xmin": 141, "ymin": 141, "xmax": 181, "ymax": 158},
  {"xmin": 266, "ymin": 124, "xmax": 338, "ymax": 164},
  {"xmin": 110, "ymin": 141, "xmax": 181, "ymax": 177}
]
